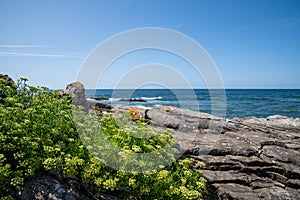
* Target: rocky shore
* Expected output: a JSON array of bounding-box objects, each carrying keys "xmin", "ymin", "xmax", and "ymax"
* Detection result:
[
  {"xmin": 67, "ymin": 81, "xmax": 300, "ymax": 199},
  {"xmin": 115, "ymin": 106, "xmax": 300, "ymax": 200},
  {"xmin": 2, "ymin": 77, "xmax": 299, "ymax": 199}
]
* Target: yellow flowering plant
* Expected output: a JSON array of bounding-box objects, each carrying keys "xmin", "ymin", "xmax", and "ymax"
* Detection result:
[{"xmin": 0, "ymin": 78, "xmax": 207, "ymax": 199}]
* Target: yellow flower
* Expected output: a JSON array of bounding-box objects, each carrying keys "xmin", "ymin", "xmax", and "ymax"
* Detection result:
[
  {"xmin": 132, "ymin": 145, "xmax": 142, "ymax": 153},
  {"xmin": 181, "ymin": 178, "xmax": 187, "ymax": 185},
  {"xmin": 86, "ymin": 145, "xmax": 93, "ymax": 150},
  {"xmin": 128, "ymin": 178, "xmax": 136, "ymax": 186},
  {"xmin": 103, "ymin": 179, "xmax": 117, "ymax": 190},
  {"xmin": 157, "ymin": 170, "xmax": 169, "ymax": 180},
  {"xmin": 183, "ymin": 170, "xmax": 192, "ymax": 177}
]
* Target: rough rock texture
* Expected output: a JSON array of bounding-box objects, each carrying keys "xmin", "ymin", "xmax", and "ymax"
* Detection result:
[
  {"xmin": 17, "ymin": 172, "xmax": 122, "ymax": 200},
  {"xmin": 62, "ymin": 82, "xmax": 88, "ymax": 109},
  {"xmin": 112, "ymin": 106, "xmax": 300, "ymax": 200},
  {"xmin": 87, "ymin": 101, "xmax": 112, "ymax": 113},
  {"xmin": 16, "ymin": 173, "xmax": 91, "ymax": 200}
]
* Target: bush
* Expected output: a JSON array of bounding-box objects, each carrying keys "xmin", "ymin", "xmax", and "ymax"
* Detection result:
[{"xmin": 0, "ymin": 78, "xmax": 207, "ymax": 199}]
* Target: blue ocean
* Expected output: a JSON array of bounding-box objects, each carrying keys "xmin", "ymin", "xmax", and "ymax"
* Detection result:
[{"xmin": 85, "ymin": 89, "xmax": 300, "ymax": 119}]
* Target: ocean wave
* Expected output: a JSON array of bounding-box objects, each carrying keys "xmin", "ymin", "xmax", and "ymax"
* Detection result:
[
  {"xmin": 109, "ymin": 98, "xmax": 122, "ymax": 102},
  {"xmin": 140, "ymin": 96, "xmax": 163, "ymax": 101},
  {"xmin": 86, "ymin": 98, "xmax": 96, "ymax": 101},
  {"xmin": 107, "ymin": 96, "xmax": 163, "ymax": 102}
]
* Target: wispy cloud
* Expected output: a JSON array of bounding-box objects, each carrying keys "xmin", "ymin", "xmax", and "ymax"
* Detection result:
[
  {"xmin": 0, "ymin": 44, "xmax": 86, "ymax": 59},
  {"xmin": 0, "ymin": 51, "xmax": 70, "ymax": 57},
  {"xmin": 0, "ymin": 45, "xmax": 53, "ymax": 48}
]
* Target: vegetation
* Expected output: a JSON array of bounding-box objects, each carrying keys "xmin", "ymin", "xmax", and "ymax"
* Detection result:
[{"xmin": 0, "ymin": 78, "xmax": 207, "ymax": 199}]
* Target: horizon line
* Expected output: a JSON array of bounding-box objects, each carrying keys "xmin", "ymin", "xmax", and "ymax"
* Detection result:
[{"xmin": 53, "ymin": 87, "xmax": 300, "ymax": 90}]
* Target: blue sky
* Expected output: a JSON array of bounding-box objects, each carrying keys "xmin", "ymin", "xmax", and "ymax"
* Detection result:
[{"xmin": 0, "ymin": 0, "xmax": 299, "ymax": 89}]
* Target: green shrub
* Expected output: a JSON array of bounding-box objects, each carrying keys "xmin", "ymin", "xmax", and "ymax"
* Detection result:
[{"xmin": 0, "ymin": 78, "xmax": 207, "ymax": 199}]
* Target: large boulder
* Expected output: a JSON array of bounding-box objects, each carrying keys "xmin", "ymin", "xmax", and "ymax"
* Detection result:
[{"xmin": 63, "ymin": 82, "xmax": 88, "ymax": 109}]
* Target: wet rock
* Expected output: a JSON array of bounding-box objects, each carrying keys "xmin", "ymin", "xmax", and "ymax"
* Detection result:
[
  {"xmin": 94, "ymin": 95, "xmax": 109, "ymax": 100},
  {"xmin": 119, "ymin": 98, "xmax": 147, "ymax": 102}
]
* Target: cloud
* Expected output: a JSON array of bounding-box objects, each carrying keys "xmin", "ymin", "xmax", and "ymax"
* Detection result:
[
  {"xmin": 0, "ymin": 44, "xmax": 86, "ymax": 58},
  {"xmin": 0, "ymin": 51, "xmax": 70, "ymax": 57},
  {"xmin": 0, "ymin": 45, "xmax": 53, "ymax": 48}
]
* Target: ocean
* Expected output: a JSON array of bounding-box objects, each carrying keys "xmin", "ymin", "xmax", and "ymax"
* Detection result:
[{"xmin": 85, "ymin": 89, "xmax": 300, "ymax": 119}]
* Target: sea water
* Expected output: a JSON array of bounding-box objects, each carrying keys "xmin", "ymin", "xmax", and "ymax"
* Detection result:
[{"xmin": 85, "ymin": 89, "xmax": 300, "ymax": 118}]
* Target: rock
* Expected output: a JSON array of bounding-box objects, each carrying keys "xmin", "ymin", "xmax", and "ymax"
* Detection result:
[
  {"xmin": 117, "ymin": 105, "xmax": 300, "ymax": 199},
  {"xmin": 201, "ymin": 170, "xmax": 250, "ymax": 184},
  {"xmin": 256, "ymin": 186, "xmax": 300, "ymax": 200},
  {"xmin": 145, "ymin": 106, "xmax": 225, "ymax": 131},
  {"xmin": 262, "ymin": 145, "xmax": 300, "ymax": 165},
  {"xmin": 16, "ymin": 173, "xmax": 92, "ymax": 200},
  {"xmin": 208, "ymin": 183, "xmax": 259, "ymax": 200},
  {"xmin": 17, "ymin": 172, "xmax": 123, "ymax": 200},
  {"xmin": 118, "ymin": 98, "xmax": 147, "ymax": 102},
  {"xmin": 94, "ymin": 96, "xmax": 109, "ymax": 100},
  {"xmin": 87, "ymin": 101, "xmax": 112, "ymax": 113},
  {"xmin": 62, "ymin": 82, "xmax": 88, "ymax": 109}
]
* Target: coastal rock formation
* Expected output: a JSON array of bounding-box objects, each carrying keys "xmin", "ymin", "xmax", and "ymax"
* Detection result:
[
  {"xmin": 63, "ymin": 82, "xmax": 88, "ymax": 108},
  {"xmin": 3, "ymin": 75, "xmax": 298, "ymax": 199},
  {"xmin": 151, "ymin": 107, "xmax": 300, "ymax": 199},
  {"xmin": 112, "ymin": 106, "xmax": 300, "ymax": 199},
  {"xmin": 63, "ymin": 82, "xmax": 113, "ymax": 113}
]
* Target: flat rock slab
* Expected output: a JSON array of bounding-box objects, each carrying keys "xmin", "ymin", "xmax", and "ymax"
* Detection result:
[{"xmin": 114, "ymin": 106, "xmax": 300, "ymax": 200}]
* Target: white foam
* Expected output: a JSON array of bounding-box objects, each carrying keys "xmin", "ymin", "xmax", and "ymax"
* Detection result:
[
  {"xmin": 135, "ymin": 105, "xmax": 153, "ymax": 110},
  {"xmin": 109, "ymin": 98, "xmax": 122, "ymax": 101},
  {"xmin": 86, "ymin": 98, "xmax": 96, "ymax": 101},
  {"xmin": 140, "ymin": 96, "xmax": 163, "ymax": 101}
]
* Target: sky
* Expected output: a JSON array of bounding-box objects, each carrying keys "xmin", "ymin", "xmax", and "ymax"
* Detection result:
[{"xmin": 0, "ymin": 0, "xmax": 300, "ymax": 89}]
